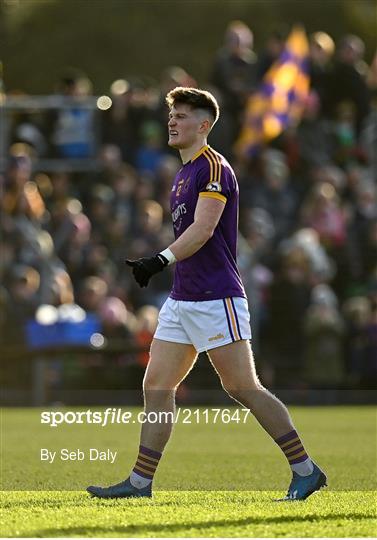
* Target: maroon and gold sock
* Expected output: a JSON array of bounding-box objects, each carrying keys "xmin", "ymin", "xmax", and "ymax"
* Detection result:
[
  {"xmin": 275, "ymin": 429, "xmax": 313, "ymax": 476},
  {"xmin": 130, "ymin": 445, "xmax": 162, "ymax": 488}
]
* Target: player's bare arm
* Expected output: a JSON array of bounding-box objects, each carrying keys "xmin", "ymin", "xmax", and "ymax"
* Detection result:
[{"xmin": 168, "ymin": 196, "xmax": 225, "ymax": 261}]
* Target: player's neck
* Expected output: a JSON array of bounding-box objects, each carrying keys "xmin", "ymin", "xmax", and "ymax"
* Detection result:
[{"xmin": 179, "ymin": 139, "xmax": 208, "ymax": 165}]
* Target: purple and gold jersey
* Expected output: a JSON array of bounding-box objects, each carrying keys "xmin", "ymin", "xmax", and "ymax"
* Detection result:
[{"xmin": 170, "ymin": 145, "xmax": 246, "ymax": 301}]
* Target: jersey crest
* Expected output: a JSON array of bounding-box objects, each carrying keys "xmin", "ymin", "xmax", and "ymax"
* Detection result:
[{"xmin": 205, "ymin": 181, "xmax": 222, "ymax": 193}]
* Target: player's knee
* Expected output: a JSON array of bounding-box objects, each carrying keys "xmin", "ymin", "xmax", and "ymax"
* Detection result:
[
  {"xmin": 221, "ymin": 379, "xmax": 244, "ymax": 401},
  {"xmin": 222, "ymin": 384, "xmax": 241, "ymax": 403},
  {"xmin": 143, "ymin": 372, "xmax": 174, "ymax": 393},
  {"xmin": 143, "ymin": 374, "xmax": 162, "ymax": 392},
  {"xmin": 221, "ymin": 378, "xmax": 264, "ymax": 404}
]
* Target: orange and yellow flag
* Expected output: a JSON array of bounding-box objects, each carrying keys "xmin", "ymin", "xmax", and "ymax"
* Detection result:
[{"xmin": 235, "ymin": 26, "xmax": 310, "ymax": 157}]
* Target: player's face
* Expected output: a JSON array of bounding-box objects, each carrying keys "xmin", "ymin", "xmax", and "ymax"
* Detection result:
[{"xmin": 168, "ymin": 104, "xmax": 204, "ymax": 149}]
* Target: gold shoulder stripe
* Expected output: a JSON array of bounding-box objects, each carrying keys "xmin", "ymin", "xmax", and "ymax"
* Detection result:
[
  {"xmin": 207, "ymin": 150, "xmax": 221, "ymax": 182},
  {"xmin": 199, "ymin": 191, "xmax": 227, "ymax": 204},
  {"xmin": 203, "ymin": 150, "xmax": 217, "ymax": 183},
  {"xmin": 206, "ymin": 148, "xmax": 222, "ymax": 183}
]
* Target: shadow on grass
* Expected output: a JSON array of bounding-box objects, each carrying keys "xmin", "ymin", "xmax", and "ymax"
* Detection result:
[{"xmin": 23, "ymin": 513, "xmax": 374, "ymax": 538}]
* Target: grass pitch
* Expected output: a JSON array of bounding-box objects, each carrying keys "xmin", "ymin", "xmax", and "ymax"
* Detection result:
[
  {"xmin": 1, "ymin": 406, "xmax": 376, "ymax": 537},
  {"xmin": 2, "ymin": 490, "xmax": 376, "ymax": 538}
]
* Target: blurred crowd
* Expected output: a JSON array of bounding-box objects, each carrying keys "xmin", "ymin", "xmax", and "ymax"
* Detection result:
[{"xmin": 1, "ymin": 22, "xmax": 376, "ymax": 393}]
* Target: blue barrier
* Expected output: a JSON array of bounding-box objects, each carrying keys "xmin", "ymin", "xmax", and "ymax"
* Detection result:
[{"xmin": 25, "ymin": 315, "xmax": 101, "ymax": 348}]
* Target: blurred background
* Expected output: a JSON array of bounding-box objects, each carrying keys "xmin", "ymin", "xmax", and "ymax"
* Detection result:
[{"xmin": 0, "ymin": 0, "xmax": 376, "ymax": 406}]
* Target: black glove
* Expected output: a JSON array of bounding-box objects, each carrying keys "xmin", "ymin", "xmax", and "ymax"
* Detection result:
[{"xmin": 126, "ymin": 254, "xmax": 168, "ymax": 287}]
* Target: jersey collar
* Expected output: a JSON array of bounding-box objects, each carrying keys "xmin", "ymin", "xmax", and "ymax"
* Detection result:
[{"xmin": 190, "ymin": 145, "xmax": 209, "ymax": 163}]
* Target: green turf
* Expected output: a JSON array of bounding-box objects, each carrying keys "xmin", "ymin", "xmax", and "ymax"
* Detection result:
[
  {"xmin": 1, "ymin": 490, "xmax": 376, "ymax": 537},
  {"xmin": 1, "ymin": 406, "xmax": 377, "ymax": 537}
]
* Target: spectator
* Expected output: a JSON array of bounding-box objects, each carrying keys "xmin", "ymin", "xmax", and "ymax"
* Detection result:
[
  {"xmin": 136, "ymin": 121, "xmax": 167, "ymax": 174},
  {"xmin": 211, "ymin": 20, "xmax": 258, "ymax": 151},
  {"xmin": 360, "ymin": 52, "xmax": 377, "ymax": 178},
  {"xmin": 332, "ymin": 102, "xmax": 361, "ymax": 166},
  {"xmin": 250, "ymin": 150, "xmax": 299, "ymax": 242},
  {"xmin": 98, "ymin": 296, "xmax": 135, "ymax": 341},
  {"xmin": 295, "ymin": 91, "xmax": 334, "ymax": 169},
  {"xmin": 78, "ymin": 276, "xmax": 108, "ymax": 314},
  {"xmin": 265, "ymin": 248, "xmax": 312, "ymax": 386},
  {"xmin": 301, "ymin": 182, "xmax": 347, "ymax": 249},
  {"xmin": 257, "ymin": 29, "xmax": 286, "ymax": 80},
  {"xmin": 282, "ymin": 228, "xmax": 335, "ymax": 285},
  {"xmin": 303, "ymin": 284, "xmax": 345, "ymax": 390},
  {"xmin": 308, "ymin": 32, "xmax": 335, "ymax": 105},
  {"xmin": 101, "ymin": 79, "xmax": 133, "ymax": 162},
  {"xmin": 2, "ymin": 154, "xmax": 33, "ymax": 218},
  {"xmin": 323, "ymin": 35, "xmax": 370, "ymax": 136},
  {"xmin": 131, "ymin": 199, "xmax": 165, "ymax": 256},
  {"xmin": 51, "ymin": 73, "xmax": 95, "ymax": 158},
  {"xmin": 98, "ymin": 144, "xmax": 123, "ymax": 185},
  {"xmin": 87, "ymin": 184, "xmax": 114, "ymax": 241},
  {"xmin": 3, "ymin": 265, "xmax": 40, "ymax": 345},
  {"xmin": 342, "ymin": 296, "xmax": 371, "ymax": 387}
]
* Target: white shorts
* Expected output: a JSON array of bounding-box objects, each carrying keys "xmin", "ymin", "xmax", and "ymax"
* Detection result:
[{"xmin": 154, "ymin": 297, "xmax": 252, "ymax": 353}]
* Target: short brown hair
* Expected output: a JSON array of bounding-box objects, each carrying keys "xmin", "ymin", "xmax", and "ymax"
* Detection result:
[{"xmin": 166, "ymin": 87, "xmax": 220, "ymax": 125}]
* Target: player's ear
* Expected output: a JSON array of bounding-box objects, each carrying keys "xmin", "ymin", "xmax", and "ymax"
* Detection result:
[{"xmin": 199, "ymin": 119, "xmax": 210, "ymax": 134}]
